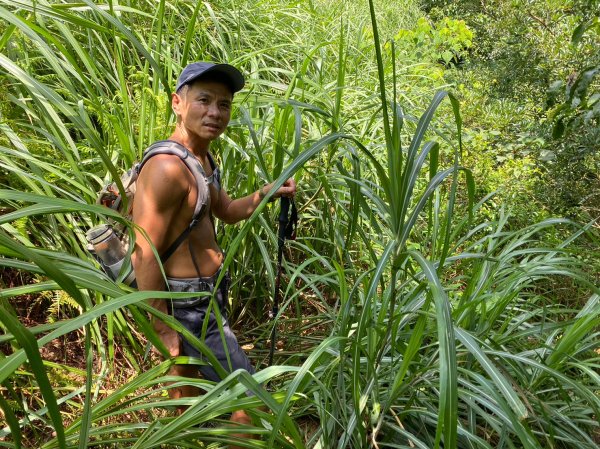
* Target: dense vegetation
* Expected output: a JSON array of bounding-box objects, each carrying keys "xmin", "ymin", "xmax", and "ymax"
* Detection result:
[{"xmin": 0, "ymin": 0, "xmax": 598, "ymax": 448}]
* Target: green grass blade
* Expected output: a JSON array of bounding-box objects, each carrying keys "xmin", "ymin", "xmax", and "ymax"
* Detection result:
[
  {"xmin": 455, "ymin": 327, "xmax": 528, "ymax": 420},
  {"xmin": 0, "ymin": 388, "xmax": 22, "ymax": 449},
  {"xmin": 409, "ymin": 250, "xmax": 457, "ymax": 449},
  {"xmin": 0, "ymin": 307, "xmax": 66, "ymax": 447}
]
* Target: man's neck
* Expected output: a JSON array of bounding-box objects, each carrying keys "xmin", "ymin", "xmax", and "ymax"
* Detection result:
[{"xmin": 169, "ymin": 129, "xmax": 211, "ymax": 158}]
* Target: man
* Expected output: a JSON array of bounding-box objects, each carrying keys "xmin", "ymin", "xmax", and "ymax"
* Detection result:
[{"xmin": 131, "ymin": 62, "xmax": 295, "ymax": 435}]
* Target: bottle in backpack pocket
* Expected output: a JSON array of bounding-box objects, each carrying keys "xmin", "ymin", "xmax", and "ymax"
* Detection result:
[{"xmin": 86, "ymin": 224, "xmax": 136, "ymax": 286}]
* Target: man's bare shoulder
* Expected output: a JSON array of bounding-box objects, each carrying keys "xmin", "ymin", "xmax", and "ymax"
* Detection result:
[
  {"xmin": 140, "ymin": 154, "xmax": 193, "ymax": 186},
  {"xmin": 136, "ymin": 154, "xmax": 193, "ymax": 209}
]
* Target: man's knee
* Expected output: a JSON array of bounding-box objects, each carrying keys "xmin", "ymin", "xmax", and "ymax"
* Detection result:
[{"xmin": 230, "ymin": 410, "xmax": 252, "ymax": 426}]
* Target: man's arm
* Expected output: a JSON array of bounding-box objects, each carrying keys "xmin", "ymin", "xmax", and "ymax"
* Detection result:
[
  {"xmin": 131, "ymin": 155, "xmax": 191, "ymax": 357},
  {"xmin": 212, "ymin": 178, "xmax": 296, "ymax": 224}
]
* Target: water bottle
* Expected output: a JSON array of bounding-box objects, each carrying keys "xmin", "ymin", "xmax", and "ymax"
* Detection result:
[
  {"xmin": 86, "ymin": 224, "xmax": 136, "ymax": 285},
  {"xmin": 86, "ymin": 224, "xmax": 126, "ymax": 266}
]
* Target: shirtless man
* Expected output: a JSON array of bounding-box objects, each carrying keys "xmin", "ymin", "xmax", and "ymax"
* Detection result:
[{"xmin": 131, "ymin": 62, "xmax": 295, "ymax": 435}]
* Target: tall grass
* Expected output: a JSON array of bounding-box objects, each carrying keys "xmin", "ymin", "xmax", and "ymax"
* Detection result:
[{"xmin": 0, "ymin": 0, "xmax": 598, "ymax": 448}]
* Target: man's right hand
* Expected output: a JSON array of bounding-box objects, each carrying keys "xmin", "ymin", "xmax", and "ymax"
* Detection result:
[
  {"xmin": 147, "ymin": 298, "xmax": 180, "ymax": 357},
  {"xmin": 156, "ymin": 326, "xmax": 181, "ymax": 357}
]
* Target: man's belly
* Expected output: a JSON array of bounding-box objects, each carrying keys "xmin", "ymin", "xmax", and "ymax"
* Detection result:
[
  {"xmin": 164, "ymin": 243, "xmax": 223, "ymax": 278},
  {"xmin": 163, "ymin": 214, "xmax": 224, "ymax": 278}
]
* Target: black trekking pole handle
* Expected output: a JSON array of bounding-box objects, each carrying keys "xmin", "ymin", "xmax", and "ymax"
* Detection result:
[
  {"xmin": 268, "ymin": 196, "xmax": 291, "ymax": 366},
  {"xmin": 278, "ymin": 197, "xmax": 291, "ymax": 245}
]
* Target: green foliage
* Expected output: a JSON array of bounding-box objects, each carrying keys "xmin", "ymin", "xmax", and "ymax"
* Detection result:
[
  {"xmin": 424, "ymin": 0, "xmax": 600, "ymax": 225},
  {"xmin": 542, "ymin": 0, "xmax": 600, "ymax": 220},
  {"xmin": 394, "ymin": 16, "xmax": 474, "ymax": 66},
  {"xmin": 547, "ymin": 1, "xmax": 599, "ymax": 140}
]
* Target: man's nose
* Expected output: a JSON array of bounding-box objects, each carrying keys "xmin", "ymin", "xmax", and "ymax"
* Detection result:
[{"xmin": 207, "ymin": 102, "xmax": 221, "ymax": 117}]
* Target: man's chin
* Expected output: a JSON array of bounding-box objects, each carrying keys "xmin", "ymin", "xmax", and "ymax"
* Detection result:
[{"xmin": 203, "ymin": 128, "xmax": 223, "ymax": 138}]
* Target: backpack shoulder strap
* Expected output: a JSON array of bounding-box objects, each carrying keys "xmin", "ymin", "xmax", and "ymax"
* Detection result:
[
  {"xmin": 138, "ymin": 140, "xmax": 210, "ymax": 263},
  {"xmin": 206, "ymin": 152, "xmax": 221, "ymax": 191}
]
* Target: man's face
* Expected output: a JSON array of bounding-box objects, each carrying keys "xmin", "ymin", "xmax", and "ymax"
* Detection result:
[{"xmin": 173, "ymin": 79, "xmax": 233, "ymax": 144}]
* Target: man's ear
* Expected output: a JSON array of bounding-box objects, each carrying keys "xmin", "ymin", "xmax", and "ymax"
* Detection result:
[{"xmin": 172, "ymin": 92, "xmax": 182, "ymax": 116}]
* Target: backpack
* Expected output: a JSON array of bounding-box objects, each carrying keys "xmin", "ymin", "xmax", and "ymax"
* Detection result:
[{"xmin": 86, "ymin": 140, "xmax": 212, "ymax": 285}]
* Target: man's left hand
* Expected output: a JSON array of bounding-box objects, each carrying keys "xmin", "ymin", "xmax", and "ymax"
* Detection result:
[{"xmin": 260, "ymin": 178, "xmax": 296, "ymax": 200}]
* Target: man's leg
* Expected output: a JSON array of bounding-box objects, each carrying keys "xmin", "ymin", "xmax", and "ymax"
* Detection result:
[
  {"xmin": 167, "ymin": 363, "xmax": 200, "ymax": 414},
  {"xmin": 171, "ymin": 275, "xmax": 258, "ymax": 446},
  {"xmin": 167, "ymin": 361, "xmax": 255, "ymax": 449},
  {"xmin": 196, "ymin": 294, "xmax": 258, "ymax": 448},
  {"xmin": 196, "ymin": 315, "xmax": 258, "ymax": 447}
]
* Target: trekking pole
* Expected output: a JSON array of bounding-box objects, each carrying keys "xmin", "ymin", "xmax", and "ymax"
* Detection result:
[{"xmin": 268, "ymin": 196, "xmax": 297, "ymax": 366}]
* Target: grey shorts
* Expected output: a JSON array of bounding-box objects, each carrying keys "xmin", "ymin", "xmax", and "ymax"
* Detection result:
[{"xmin": 166, "ymin": 269, "xmax": 255, "ymax": 383}]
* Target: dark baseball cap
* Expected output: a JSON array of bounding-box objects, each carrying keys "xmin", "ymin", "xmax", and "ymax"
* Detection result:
[{"xmin": 175, "ymin": 62, "xmax": 245, "ymax": 93}]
